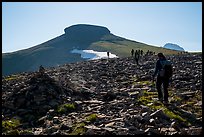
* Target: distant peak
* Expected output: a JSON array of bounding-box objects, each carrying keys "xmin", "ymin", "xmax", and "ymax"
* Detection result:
[{"xmin": 163, "ymin": 43, "xmax": 185, "ymax": 51}]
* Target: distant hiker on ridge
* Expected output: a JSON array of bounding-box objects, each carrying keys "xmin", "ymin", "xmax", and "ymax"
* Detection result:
[
  {"xmin": 138, "ymin": 49, "xmax": 141, "ymax": 56},
  {"xmin": 107, "ymin": 51, "xmax": 110, "ymax": 58},
  {"xmin": 141, "ymin": 50, "xmax": 143, "ymax": 56},
  {"xmin": 39, "ymin": 65, "xmax": 45, "ymax": 75},
  {"xmin": 131, "ymin": 49, "xmax": 134, "ymax": 57},
  {"xmin": 152, "ymin": 53, "xmax": 173, "ymax": 104},
  {"xmin": 134, "ymin": 50, "xmax": 139, "ymax": 65}
]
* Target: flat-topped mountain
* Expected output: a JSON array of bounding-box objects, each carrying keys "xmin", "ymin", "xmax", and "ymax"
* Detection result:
[{"xmin": 3, "ymin": 24, "xmax": 180, "ymax": 76}]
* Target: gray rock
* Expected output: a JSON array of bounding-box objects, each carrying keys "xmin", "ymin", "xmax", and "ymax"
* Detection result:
[
  {"xmin": 103, "ymin": 127, "xmax": 115, "ymax": 132},
  {"xmin": 128, "ymin": 91, "xmax": 139, "ymax": 98},
  {"xmin": 53, "ymin": 116, "xmax": 60, "ymax": 124},
  {"xmin": 150, "ymin": 109, "xmax": 170, "ymax": 120},
  {"xmin": 144, "ymin": 128, "xmax": 160, "ymax": 135},
  {"xmin": 37, "ymin": 116, "xmax": 47, "ymax": 125},
  {"xmin": 85, "ymin": 129, "xmax": 96, "ymax": 135},
  {"xmin": 149, "ymin": 118, "xmax": 156, "ymax": 126},
  {"xmin": 46, "ymin": 125, "xmax": 60, "ymax": 134}
]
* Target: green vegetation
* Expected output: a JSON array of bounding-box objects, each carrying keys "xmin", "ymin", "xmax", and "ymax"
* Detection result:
[
  {"xmin": 2, "ymin": 118, "xmax": 21, "ymax": 134},
  {"xmin": 89, "ymin": 36, "xmax": 180, "ymax": 57},
  {"xmin": 19, "ymin": 129, "xmax": 33, "ymax": 135},
  {"xmin": 69, "ymin": 122, "xmax": 86, "ymax": 135},
  {"xmin": 5, "ymin": 75, "xmax": 18, "ymax": 81},
  {"xmin": 137, "ymin": 80, "xmax": 152, "ymax": 86},
  {"xmin": 5, "ymin": 130, "xmax": 20, "ymax": 135},
  {"xmin": 57, "ymin": 103, "xmax": 76, "ymax": 114},
  {"xmin": 86, "ymin": 113, "xmax": 98, "ymax": 123},
  {"xmin": 170, "ymin": 95, "xmax": 182, "ymax": 103},
  {"xmin": 138, "ymin": 96, "xmax": 153, "ymax": 105},
  {"xmin": 138, "ymin": 89, "xmax": 188, "ymax": 123},
  {"xmin": 162, "ymin": 108, "xmax": 186, "ymax": 122}
]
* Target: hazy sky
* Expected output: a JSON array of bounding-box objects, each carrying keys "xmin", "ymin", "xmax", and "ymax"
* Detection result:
[{"xmin": 2, "ymin": 2, "xmax": 202, "ymax": 53}]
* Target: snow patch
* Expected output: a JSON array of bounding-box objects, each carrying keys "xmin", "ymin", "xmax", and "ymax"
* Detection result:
[{"xmin": 70, "ymin": 49, "xmax": 118, "ymax": 60}]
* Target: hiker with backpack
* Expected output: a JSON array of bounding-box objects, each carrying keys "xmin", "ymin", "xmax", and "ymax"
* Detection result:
[
  {"xmin": 152, "ymin": 53, "xmax": 173, "ymax": 104},
  {"xmin": 131, "ymin": 49, "xmax": 134, "ymax": 57},
  {"xmin": 134, "ymin": 50, "xmax": 140, "ymax": 65}
]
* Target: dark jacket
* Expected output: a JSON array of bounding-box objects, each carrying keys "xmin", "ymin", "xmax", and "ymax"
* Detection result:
[{"xmin": 153, "ymin": 58, "xmax": 166, "ymax": 78}]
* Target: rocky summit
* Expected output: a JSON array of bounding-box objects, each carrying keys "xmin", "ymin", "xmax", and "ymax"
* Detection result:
[{"xmin": 2, "ymin": 52, "xmax": 202, "ymax": 135}]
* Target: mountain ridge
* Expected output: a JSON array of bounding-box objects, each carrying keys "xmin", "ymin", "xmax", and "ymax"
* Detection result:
[{"xmin": 3, "ymin": 24, "xmax": 180, "ymax": 76}]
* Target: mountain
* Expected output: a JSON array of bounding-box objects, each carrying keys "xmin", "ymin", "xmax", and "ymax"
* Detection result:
[
  {"xmin": 163, "ymin": 43, "xmax": 185, "ymax": 51},
  {"xmin": 2, "ymin": 24, "xmax": 180, "ymax": 76},
  {"xmin": 2, "ymin": 53, "xmax": 202, "ymax": 135}
]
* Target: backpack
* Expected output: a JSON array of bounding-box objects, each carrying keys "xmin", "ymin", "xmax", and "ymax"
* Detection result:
[{"xmin": 159, "ymin": 60, "xmax": 173, "ymax": 78}]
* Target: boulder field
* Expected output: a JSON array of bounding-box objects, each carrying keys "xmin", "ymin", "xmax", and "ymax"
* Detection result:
[{"xmin": 2, "ymin": 53, "xmax": 202, "ymax": 135}]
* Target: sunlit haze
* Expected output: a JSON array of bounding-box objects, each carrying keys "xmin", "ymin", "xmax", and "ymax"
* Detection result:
[{"xmin": 2, "ymin": 2, "xmax": 202, "ymax": 53}]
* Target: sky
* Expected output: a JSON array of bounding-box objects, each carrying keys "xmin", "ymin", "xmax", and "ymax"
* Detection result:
[{"xmin": 2, "ymin": 2, "xmax": 202, "ymax": 53}]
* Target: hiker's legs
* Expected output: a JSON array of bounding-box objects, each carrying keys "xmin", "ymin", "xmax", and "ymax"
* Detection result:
[
  {"xmin": 135, "ymin": 58, "xmax": 138, "ymax": 65},
  {"xmin": 156, "ymin": 77, "xmax": 163, "ymax": 101},
  {"xmin": 163, "ymin": 78, "xmax": 169, "ymax": 102}
]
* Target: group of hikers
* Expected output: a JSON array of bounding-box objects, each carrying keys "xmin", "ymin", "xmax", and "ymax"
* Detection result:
[
  {"xmin": 131, "ymin": 49, "xmax": 173, "ymax": 104},
  {"xmin": 108, "ymin": 50, "xmax": 173, "ymax": 104},
  {"xmin": 39, "ymin": 50, "xmax": 173, "ymax": 105},
  {"xmin": 131, "ymin": 49, "xmax": 156, "ymax": 65}
]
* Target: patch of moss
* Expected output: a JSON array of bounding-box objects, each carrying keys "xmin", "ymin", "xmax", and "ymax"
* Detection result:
[
  {"xmin": 19, "ymin": 129, "xmax": 34, "ymax": 135},
  {"xmin": 147, "ymin": 101, "xmax": 187, "ymax": 123},
  {"xmin": 2, "ymin": 118, "xmax": 21, "ymax": 133},
  {"xmin": 6, "ymin": 129, "xmax": 20, "ymax": 135},
  {"xmin": 168, "ymin": 90, "xmax": 174, "ymax": 97},
  {"xmin": 137, "ymin": 80, "xmax": 152, "ymax": 86},
  {"xmin": 163, "ymin": 108, "xmax": 187, "ymax": 122},
  {"xmin": 57, "ymin": 103, "xmax": 76, "ymax": 114},
  {"xmin": 186, "ymin": 101, "xmax": 195, "ymax": 106},
  {"xmin": 139, "ymin": 91, "xmax": 188, "ymax": 123},
  {"xmin": 143, "ymin": 90, "xmax": 157, "ymax": 96},
  {"xmin": 69, "ymin": 122, "xmax": 86, "ymax": 135},
  {"xmin": 138, "ymin": 96, "xmax": 153, "ymax": 105},
  {"xmin": 86, "ymin": 114, "xmax": 98, "ymax": 123},
  {"xmin": 5, "ymin": 75, "xmax": 18, "ymax": 81},
  {"xmin": 170, "ymin": 95, "xmax": 182, "ymax": 103}
]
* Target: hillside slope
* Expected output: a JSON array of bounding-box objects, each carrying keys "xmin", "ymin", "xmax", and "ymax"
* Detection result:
[
  {"xmin": 2, "ymin": 53, "xmax": 202, "ymax": 135},
  {"xmin": 3, "ymin": 24, "xmax": 180, "ymax": 76}
]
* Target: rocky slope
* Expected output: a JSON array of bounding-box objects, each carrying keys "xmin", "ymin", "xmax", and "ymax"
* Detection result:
[{"xmin": 2, "ymin": 52, "xmax": 202, "ymax": 135}]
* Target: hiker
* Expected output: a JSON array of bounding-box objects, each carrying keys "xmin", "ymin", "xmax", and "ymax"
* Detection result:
[
  {"xmin": 39, "ymin": 65, "xmax": 45, "ymax": 74},
  {"xmin": 134, "ymin": 50, "xmax": 139, "ymax": 65},
  {"xmin": 152, "ymin": 53, "xmax": 173, "ymax": 104},
  {"xmin": 107, "ymin": 51, "xmax": 110, "ymax": 58},
  {"xmin": 140, "ymin": 50, "xmax": 143, "ymax": 56},
  {"xmin": 131, "ymin": 49, "xmax": 134, "ymax": 57},
  {"xmin": 146, "ymin": 50, "xmax": 149, "ymax": 56}
]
